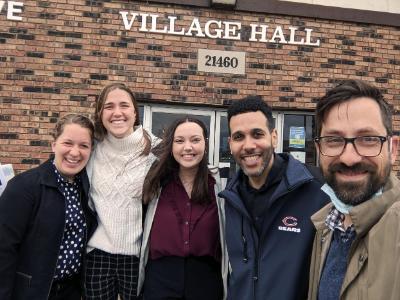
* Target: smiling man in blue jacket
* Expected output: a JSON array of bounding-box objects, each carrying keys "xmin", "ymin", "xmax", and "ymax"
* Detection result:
[{"xmin": 219, "ymin": 96, "xmax": 329, "ymax": 300}]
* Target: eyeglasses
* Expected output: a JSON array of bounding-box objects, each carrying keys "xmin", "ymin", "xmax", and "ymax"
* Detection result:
[{"xmin": 314, "ymin": 136, "xmax": 389, "ymax": 157}]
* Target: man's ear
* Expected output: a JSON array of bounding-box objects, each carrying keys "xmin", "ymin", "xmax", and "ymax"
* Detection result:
[
  {"xmin": 271, "ymin": 128, "xmax": 278, "ymax": 149},
  {"xmin": 390, "ymin": 135, "xmax": 399, "ymax": 164}
]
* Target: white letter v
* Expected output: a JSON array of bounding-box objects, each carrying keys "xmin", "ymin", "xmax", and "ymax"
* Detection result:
[{"xmin": 120, "ymin": 11, "xmax": 139, "ymax": 30}]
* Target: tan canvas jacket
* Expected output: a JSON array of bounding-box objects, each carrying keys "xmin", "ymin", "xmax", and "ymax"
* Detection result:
[{"xmin": 308, "ymin": 174, "xmax": 400, "ymax": 300}]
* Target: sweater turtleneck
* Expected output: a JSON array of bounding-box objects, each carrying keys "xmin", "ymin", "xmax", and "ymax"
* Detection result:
[{"xmin": 103, "ymin": 126, "xmax": 146, "ymax": 155}]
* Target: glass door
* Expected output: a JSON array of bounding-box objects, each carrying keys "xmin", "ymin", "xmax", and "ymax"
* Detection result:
[
  {"xmin": 282, "ymin": 113, "xmax": 316, "ymax": 164},
  {"xmin": 141, "ymin": 106, "xmax": 215, "ymax": 164}
]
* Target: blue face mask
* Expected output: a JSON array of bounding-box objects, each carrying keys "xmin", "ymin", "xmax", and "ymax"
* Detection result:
[
  {"xmin": 321, "ymin": 184, "xmax": 352, "ymax": 214},
  {"xmin": 321, "ymin": 184, "xmax": 383, "ymax": 214}
]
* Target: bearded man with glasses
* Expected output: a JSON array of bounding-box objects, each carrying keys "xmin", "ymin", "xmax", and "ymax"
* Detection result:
[{"xmin": 308, "ymin": 79, "xmax": 400, "ymax": 300}]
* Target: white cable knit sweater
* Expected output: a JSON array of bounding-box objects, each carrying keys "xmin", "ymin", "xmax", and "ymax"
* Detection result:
[{"xmin": 86, "ymin": 126, "xmax": 158, "ymax": 256}]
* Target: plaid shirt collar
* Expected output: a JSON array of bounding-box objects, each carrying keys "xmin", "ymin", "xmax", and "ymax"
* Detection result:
[{"xmin": 325, "ymin": 207, "xmax": 356, "ymax": 242}]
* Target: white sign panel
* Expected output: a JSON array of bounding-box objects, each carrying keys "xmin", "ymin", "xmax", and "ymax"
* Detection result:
[
  {"xmin": 290, "ymin": 151, "xmax": 306, "ymax": 163},
  {"xmin": 0, "ymin": 164, "xmax": 14, "ymax": 196},
  {"xmin": 198, "ymin": 49, "xmax": 245, "ymax": 75}
]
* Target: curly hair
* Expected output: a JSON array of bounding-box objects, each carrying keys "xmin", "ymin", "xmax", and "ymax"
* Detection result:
[{"xmin": 227, "ymin": 95, "xmax": 274, "ymax": 132}]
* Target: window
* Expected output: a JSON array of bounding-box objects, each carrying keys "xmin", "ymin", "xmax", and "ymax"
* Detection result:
[
  {"xmin": 140, "ymin": 105, "xmax": 215, "ymax": 163},
  {"xmin": 139, "ymin": 104, "xmax": 316, "ymax": 183},
  {"xmin": 281, "ymin": 113, "xmax": 316, "ymax": 165}
]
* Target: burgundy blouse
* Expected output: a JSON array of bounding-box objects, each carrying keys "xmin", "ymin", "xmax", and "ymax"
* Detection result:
[{"xmin": 149, "ymin": 175, "xmax": 221, "ymax": 261}]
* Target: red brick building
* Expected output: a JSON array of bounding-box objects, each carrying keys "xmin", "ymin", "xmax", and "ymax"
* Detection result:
[{"xmin": 0, "ymin": 0, "xmax": 399, "ymax": 176}]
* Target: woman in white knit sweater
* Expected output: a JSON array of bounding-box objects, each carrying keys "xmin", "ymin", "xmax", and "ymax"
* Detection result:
[{"xmin": 84, "ymin": 83, "xmax": 158, "ymax": 300}]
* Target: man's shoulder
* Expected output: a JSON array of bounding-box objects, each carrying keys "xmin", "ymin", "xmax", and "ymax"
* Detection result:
[
  {"xmin": 282, "ymin": 153, "xmax": 325, "ymax": 189},
  {"xmin": 379, "ymin": 175, "xmax": 400, "ymax": 218},
  {"xmin": 303, "ymin": 164, "xmax": 325, "ymax": 185},
  {"xmin": 224, "ymin": 169, "xmax": 242, "ymax": 190},
  {"xmin": 383, "ymin": 201, "xmax": 400, "ymax": 219}
]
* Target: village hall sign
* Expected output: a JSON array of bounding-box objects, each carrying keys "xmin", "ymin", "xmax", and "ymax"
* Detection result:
[
  {"xmin": 2, "ymin": 3, "xmax": 322, "ymax": 75},
  {"xmin": 119, "ymin": 11, "xmax": 321, "ymax": 74},
  {"xmin": 2, "ymin": 3, "xmax": 321, "ymax": 47},
  {"xmin": 119, "ymin": 11, "xmax": 321, "ymax": 47}
]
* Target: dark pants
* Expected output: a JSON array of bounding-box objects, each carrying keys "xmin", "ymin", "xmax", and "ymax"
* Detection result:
[
  {"xmin": 143, "ymin": 256, "xmax": 223, "ymax": 300},
  {"xmin": 49, "ymin": 274, "xmax": 81, "ymax": 300}
]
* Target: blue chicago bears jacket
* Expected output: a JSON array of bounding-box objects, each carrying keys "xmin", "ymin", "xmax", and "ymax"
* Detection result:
[{"xmin": 219, "ymin": 153, "xmax": 329, "ymax": 300}]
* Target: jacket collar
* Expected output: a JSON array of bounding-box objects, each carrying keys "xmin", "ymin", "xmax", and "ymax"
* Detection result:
[
  {"xmin": 226, "ymin": 153, "xmax": 313, "ymax": 191},
  {"xmin": 38, "ymin": 159, "xmax": 59, "ymax": 188},
  {"xmin": 311, "ymin": 203, "xmax": 333, "ymax": 230},
  {"xmin": 222, "ymin": 153, "xmax": 314, "ymax": 215},
  {"xmin": 312, "ymin": 174, "xmax": 400, "ymax": 236},
  {"xmin": 350, "ymin": 174, "xmax": 400, "ymax": 236},
  {"xmin": 38, "ymin": 158, "xmax": 90, "ymax": 196},
  {"xmin": 282, "ymin": 153, "xmax": 314, "ymax": 189}
]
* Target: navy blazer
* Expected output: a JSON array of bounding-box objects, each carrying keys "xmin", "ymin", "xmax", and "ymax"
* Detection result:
[{"xmin": 0, "ymin": 159, "xmax": 97, "ymax": 300}]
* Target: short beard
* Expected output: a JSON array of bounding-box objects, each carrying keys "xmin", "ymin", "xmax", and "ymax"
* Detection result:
[
  {"xmin": 324, "ymin": 162, "xmax": 391, "ymax": 206},
  {"xmin": 242, "ymin": 145, "xmax": 274, "ymax": 178}
]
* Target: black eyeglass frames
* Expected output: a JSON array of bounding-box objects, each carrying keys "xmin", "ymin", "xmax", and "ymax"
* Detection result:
[{"xmin": 314, "ymin": 136, "xmax": 390, "ymax": 157}]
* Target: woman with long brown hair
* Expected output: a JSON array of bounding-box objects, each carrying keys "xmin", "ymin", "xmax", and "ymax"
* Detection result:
[
  {"xmin": 138, "ymin": 117, "xmax": 228, "ymax": 300},
  {"xmin": 84, "ymin": 83, "xmax": 159, "ymax": 300}
]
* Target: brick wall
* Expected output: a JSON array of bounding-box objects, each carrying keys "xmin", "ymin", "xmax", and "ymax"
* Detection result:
[{"xmin": 0, "ymin": 0, "xmax": 399, "ymax": 173}]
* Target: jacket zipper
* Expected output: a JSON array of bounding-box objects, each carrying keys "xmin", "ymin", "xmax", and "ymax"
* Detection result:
[
  {"xmin": 241, "ymin": 215, "xmax": 259, "ymax": 299},
  {"xmin": 223, "ymin": 174, "xmax": 313, "ymax": 299},
  {"xmin": 340, "ymin": 237, "xmax": 362, "ymax": 298},
  {"xmin": 80, "ymin": 189, "xmax": 89, "ymax": 293},
  {"xmin": 46, "ymin": 192, "xmax": 67, "ymax": 299},
  {"xmin": 251, "ymin": 178, "xmax": 314, "ymax": 299},
  {"xmin": 253, "ymin": 224, "xmax": 260, "ymax": 299}
]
